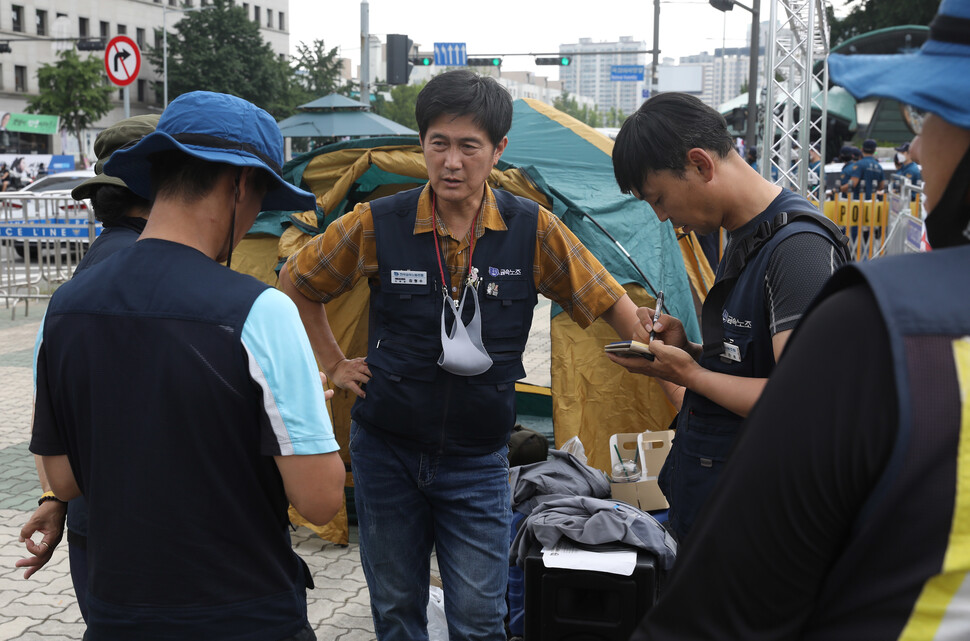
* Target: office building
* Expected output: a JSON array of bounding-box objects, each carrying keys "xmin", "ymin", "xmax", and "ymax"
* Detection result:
[
  {"xmin": 0, "ymin": 0, "xmax": 290, "ymax": 164},
  {"xmin": 558, "ymin": 36, "xmax": 647, "ymax": 116}
]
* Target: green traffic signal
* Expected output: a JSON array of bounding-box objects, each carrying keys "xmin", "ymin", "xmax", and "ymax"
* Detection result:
[
  {"xmin": 536, "ymin": 57, "xmax": 572, "ymax": 66},
  {"xmin": 467, "ymin": 57, "xmax": 502, "ymax": 67},
  {"xmin": 421, "ymin": 57, "xmax": 432, "ymax": 66}
]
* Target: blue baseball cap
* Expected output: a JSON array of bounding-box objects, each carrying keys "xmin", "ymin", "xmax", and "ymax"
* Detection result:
[
  {"xmin": 829, "ymin": 0, "xmax": 970, "ymax": 130},
  {"xmin": 862, "ymin": 139, "xmax": 878, "ymax": 152},
  {"xmin": 895, "ymin": 142, "xmax": 911, "ymax": 153},
  {"xmin": 104, "ymin": 91, "xmax": 316, "ymax": 212}
]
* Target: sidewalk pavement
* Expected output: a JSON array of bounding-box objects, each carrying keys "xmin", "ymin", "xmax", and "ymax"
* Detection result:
[{"xmin": 0, "ymin": 300, "xmax": 376, "ymax": 640}]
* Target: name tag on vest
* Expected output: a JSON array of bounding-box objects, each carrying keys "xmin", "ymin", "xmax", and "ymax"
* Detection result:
[
  {"xmin": 391, "ymin": 270, "xmax": 427, "ymax": 285},
  {"xmin": 721, "ymin": 341, "xmax": 742, "ymax": 363}
]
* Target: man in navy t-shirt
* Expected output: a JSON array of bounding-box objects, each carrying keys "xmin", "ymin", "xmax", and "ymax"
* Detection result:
[{"xmin": 610, "ymin": 92, "xmax": 849, "ymax": 540}]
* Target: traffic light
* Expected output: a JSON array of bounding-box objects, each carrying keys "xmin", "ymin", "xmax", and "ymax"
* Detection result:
[
  {"xmin": 709, "ymin": 0, "xmax": 735, "ymax": 10},
  {"xmin": 411, "ymin": 56, "xmax": 433, "ymax": 66},
  {"xmin": 466, "ymin": 57, "xmax": 502, "ymax": 67},
  {"xmin": 536, "ymin": 57, "xmax": 571, "ymax": 66},
  {"xmin": 76, "ymin": 38, "xmax": 106, "ymax": 51},
  {"xmin": 386, "ymin": 34, "xmax": 414, "ymax": 85}
]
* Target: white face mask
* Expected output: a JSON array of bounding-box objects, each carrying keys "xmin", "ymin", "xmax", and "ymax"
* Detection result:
[
  {"xmin": 437, "ymin": 282, "xmax": 493, "ymax": 376},
  {"xmin": 896, "ymin": 152, "xmax": 907, "ymax": 164}
]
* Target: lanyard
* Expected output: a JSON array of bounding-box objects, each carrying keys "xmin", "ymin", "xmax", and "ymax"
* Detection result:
[{"xmin": 431, "ymin": 192, "xmax": 480, "ymax": 309}]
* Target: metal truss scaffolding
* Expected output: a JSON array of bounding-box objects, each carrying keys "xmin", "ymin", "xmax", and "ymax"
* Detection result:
[{"xmin": 761, "ymin": 0, "xmax": 830, "ymax": 198}]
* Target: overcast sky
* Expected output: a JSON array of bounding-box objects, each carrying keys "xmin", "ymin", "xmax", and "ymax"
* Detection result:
[{"xmin": 287, "ymin": 0, "xmax": 791, "ymax": 81}]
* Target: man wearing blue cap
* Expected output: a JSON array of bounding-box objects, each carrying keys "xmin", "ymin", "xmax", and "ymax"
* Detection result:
[
  {"xmin": 28, "ymin": 91, "xmax": 345, "ymax": 640},
  {"xmin": 841, "ymin": 138, "xmax": 886, "ymax": 199},
  {"xmin": 630, "ymin": 1, "xmax": 970, "ymax": 638}
]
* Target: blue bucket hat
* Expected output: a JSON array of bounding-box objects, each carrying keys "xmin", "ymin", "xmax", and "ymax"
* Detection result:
[
  {"xmin": 104, "ymin": 91, "xmax": 315, "ymax": 212},
  {"xmin": 829, "ymin": 0, "xmax": 970, "ymax": 130}
]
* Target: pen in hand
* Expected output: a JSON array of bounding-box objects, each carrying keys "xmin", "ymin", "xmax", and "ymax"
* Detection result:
[{"xmin": 645, "ymin": 291, "xmax": 664, "ymax": 361}]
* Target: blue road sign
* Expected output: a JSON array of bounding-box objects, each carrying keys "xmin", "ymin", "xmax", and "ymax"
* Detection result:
[
  {"xmin": 434, "ymin": 42, "xmax": 467, "ymax": 67},
  {"xmin": 611, "ymin": 65, "xmax": 644, "ymax": 82}
]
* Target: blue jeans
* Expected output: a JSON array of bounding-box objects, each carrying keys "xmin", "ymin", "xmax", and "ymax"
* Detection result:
[{"xmin": 350, "ymin": 423, "xmax": 511, "ymax": 641}]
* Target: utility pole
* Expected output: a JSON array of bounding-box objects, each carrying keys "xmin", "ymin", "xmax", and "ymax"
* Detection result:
[
  {"xmin": 651, "ymin": 0, "xmax": 660, "ymax": 98},
  {"xmin": 360, "ymin": 0, "xmax": 369, "ymax": 110},
  {"xmin": 746, "ymin": 0, "xmax": 760, "ymax": 154},
  {"xmin": 708, "ymin": 0, "xmax": 761, "ymax": 157}
]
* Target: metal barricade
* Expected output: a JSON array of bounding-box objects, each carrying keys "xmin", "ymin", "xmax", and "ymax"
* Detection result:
[
  {"xmin": 820, "ymin": 178, "xmax": 924, "ymax": 261},
  {"xmin": 0, "ymin": 193, "xmax": 99, "ymax": 318}
]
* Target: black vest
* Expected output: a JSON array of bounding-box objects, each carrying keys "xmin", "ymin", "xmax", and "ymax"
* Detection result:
[
  {"xmin": 660, "ymin": 209, "xmax": 846, "ymax": 539},
  {"xmin": 352, "ymin": 187, "xmax": 539, "ymax": 455},
  {"xmin": 39, "ymin": 240, "xmax": 312, "ymax": 636},
  {"xmin": 803, "ymin": 246, "xmax": 970, "ymax": 639}
]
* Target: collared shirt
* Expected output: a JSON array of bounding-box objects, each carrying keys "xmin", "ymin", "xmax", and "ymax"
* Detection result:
[{"xmin": 288, "ymin": 183, "xmax": 625, "ymax": 328}]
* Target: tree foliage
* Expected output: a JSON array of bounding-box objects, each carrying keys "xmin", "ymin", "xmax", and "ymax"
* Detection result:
[
  {"xmin": 146, "ymin": 0, "xmax": 289, "ymax": 117},
  {"xmin": 375, "ymin": 82, "xmax": 426, "ymax": 133},
  {"xmin": 553, "ymin": 91, "xmax": 603, "ymax": 128},
  {"xmin": 828, "ymin": 0, "xmax": 941, "ymax": 46},
  {"xmin": 26, "ymin": 49, "xmax": 114, "ymax": 168},
  {"xmin": 291, "ymin": 39, "xmax": 355, "ymax": 103}
]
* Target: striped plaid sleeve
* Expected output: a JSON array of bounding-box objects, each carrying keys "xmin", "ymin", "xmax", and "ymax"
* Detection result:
[
  {"xmin": 286, "ymin": 202, "xmax": 377, "ymax": 303},
  {"xmin": 535, "ymin": 207, "xmax": 625, "ymax": 328}
]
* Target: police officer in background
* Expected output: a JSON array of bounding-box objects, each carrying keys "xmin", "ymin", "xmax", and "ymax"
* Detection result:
[
  {"xmin": 834, "ymin": 145, "xmax": 856, "ymax": 196},
  {"xmin": 630, "ymin": 0, "xmax": 970, "ymax": 637},
  {"xmin": 895, "ymin": 141, "xmax": 923, "ymax": 189},
  {"xmin": 841, "ymin": 138, "xmax": 886, "ymax": 199}
]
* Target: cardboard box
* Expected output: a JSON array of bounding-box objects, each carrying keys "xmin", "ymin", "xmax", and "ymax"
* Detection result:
[{"xmin": 609, "ymin": 431, "xmax": 673, "ymax": 511}]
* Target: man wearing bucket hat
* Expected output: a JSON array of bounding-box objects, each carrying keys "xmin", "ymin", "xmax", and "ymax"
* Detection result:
[
  {"xmin": 67, "ymin": 115, "xmax": 158, "ymax": 262},
  {"xmin": 16, "ymin": 114, "xmax": 158, "ymax": 622},
  {"xmin": 630, "ymin": 2, "xmax": 970, "ymax": 638},
  {"xmin": 28, "ymin": 91, "xmax": 345, "ymax": 640}
]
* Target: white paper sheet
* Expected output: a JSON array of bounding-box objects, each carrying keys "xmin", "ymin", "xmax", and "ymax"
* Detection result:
[{"xmin": 541, "ymin": 539, "xmax": 638, "ymax": 576}]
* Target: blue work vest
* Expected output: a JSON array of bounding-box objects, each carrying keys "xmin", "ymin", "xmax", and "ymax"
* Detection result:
[
  {"xmin": 659, "ymin": 209, "xmax": 846, "ymax": 540},
  {"xmin": 802, "ymin": 245, "xmax": 970, "ymax": 639},
  {"xmin": 353, "ymin": 187, "xmax": 539, "ymax": 455}
]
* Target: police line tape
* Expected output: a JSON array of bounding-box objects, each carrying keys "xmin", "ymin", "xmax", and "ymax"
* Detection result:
[{"xmin": 0, "ymin": 219, "xmax": 103, "ymax": 239}]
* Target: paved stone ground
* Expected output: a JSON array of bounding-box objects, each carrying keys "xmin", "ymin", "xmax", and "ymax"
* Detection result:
[{"xmin": 0, "ymin": 300, "xmax": 377, "ymax": 640}]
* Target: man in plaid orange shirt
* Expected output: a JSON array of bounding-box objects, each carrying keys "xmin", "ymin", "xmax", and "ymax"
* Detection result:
[{"xmin": 281, "ymin": 70, "xmax": 639, "ymax": 641}]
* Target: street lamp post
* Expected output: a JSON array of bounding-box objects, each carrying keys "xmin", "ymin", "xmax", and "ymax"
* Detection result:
[
  {"xmin": 162, "ymin": 4, "xmax": 211, "ymax": 108},
  {"xmin": 709, "ymin": 0, "xmax": 761, "ymax": 154}
]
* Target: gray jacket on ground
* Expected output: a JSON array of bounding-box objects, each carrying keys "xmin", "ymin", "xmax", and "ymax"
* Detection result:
[
  {"xmin": 509, "ymin": 449, "xmax": 611, "ymax": 515},
  {"xmin": 511, "ymin": 495, "xmax": 678, "ymax": 570}
]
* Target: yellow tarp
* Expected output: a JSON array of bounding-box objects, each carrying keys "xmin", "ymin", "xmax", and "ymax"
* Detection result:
[{"xmin": 551, "ymin": 284, "xmax": 678, "ymax": 473}]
